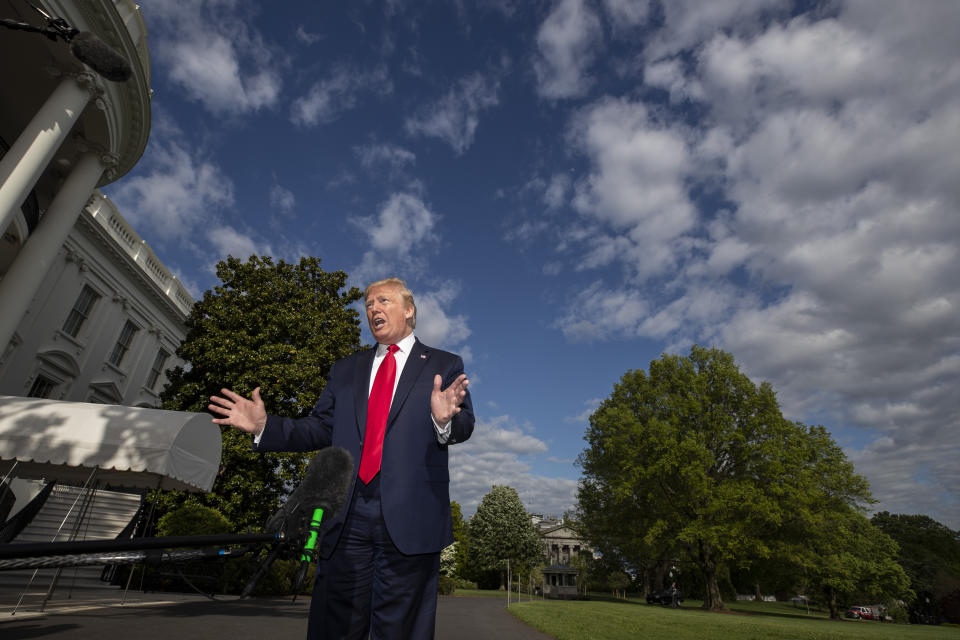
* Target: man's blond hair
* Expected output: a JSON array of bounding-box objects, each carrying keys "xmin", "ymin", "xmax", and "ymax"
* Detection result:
[{"xmin": 365, "ymin": 277, "xmax": 417, "ymax": 329}]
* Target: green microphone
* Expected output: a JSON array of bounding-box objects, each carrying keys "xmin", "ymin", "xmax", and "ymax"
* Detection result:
[{"xmin": 301, "ymin": 507, "xmax": 325, "ymax": 562}]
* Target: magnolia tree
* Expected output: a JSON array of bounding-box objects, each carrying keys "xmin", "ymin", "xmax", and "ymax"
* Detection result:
[
  {"xmin": 466, "ymin": 485, "xmax": 544, "ymax": 589},
  {"xmin": 159, "ymin": 255, "xmax": 363, "ymax": 531}
]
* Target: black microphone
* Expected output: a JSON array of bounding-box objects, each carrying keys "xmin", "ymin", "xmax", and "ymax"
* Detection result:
[
  {"xmin": 242, "ymin": 447, "xmax": 354, "ymax": 598},
  {"xmin": 1, "ymin": 5, "xmax": 133, "ymax": 83},
  {"xmin": 69, "ymin": 31, "xmax": 133, "ymax": 82},
  {"xmin": 265, "ymin": 446, "xmax": 354, "ymax": 535}
]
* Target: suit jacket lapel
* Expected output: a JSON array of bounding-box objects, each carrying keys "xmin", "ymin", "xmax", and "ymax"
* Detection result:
[
  {"xmin": 354, "ymin": 346, "xmax": 376, "ymax": 439},
  {"xmin": 387, "ymin": 338, "xmax": 429, "ymax": 430}
]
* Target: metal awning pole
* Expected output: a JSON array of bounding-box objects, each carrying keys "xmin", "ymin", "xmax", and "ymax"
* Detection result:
[
  {"xmin": 65, "ymin": 478, "xmax": 102, "ymax": 599},
  {"xmin": 12, "ymin": 466, "xmax": 99, "ymax": 615},
  {"xmin": 124, "ymin": 477, "xmax": 162, "ymax": 604},
  {"xmin": 1, "ymin": 459, "xmax": 18, "ymax": 484},
  {"xmin": 40, "ymin": 466, "xmax": 99, "ymax": 611}
]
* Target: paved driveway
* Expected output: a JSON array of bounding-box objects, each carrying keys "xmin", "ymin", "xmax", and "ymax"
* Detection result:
[{"xmin": 0, "ymin": 589, "xmax": 555, "ymax": 639}]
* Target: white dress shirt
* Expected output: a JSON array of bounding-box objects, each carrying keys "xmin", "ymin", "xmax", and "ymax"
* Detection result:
[{"xmin": 372, "ymin": 332, "xmax": 451, "ymax": 444}]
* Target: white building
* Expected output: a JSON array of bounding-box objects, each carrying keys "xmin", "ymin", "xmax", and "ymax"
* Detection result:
[
  {"xmin": 0, "ymin": 0, "xmax": 191, "ymax": 404},
  {"xmin": 0, "ymin": 191, "xmax": 192, "ymax": 405},
  {"xmin": 531, "ymin": 514, "xmax": 591, "ymax": 566},
  {"xmin": 0, "ymin": 2, "xmax": 200, "ymax": 588}
]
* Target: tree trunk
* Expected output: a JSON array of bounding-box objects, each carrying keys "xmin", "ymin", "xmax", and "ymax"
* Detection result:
[
  {"xmin": 755, "ymin": 581, "xmax": 762, "ymax": 602},
  {"xmin": 654, "ymin": 558, "xmax": 667, "ymax": 592},
  {"xmin": 699, "ymin": 543, "xmax": 726, "ymax": 611},
  {"xmin": 827, "ymin": 588, "xmax": 840, "ymax": 620}
]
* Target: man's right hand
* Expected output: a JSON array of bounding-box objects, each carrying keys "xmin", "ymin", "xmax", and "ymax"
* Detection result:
[{"xmin": 209, "ymin": 387, "xmax": 267, "ymax": 436}]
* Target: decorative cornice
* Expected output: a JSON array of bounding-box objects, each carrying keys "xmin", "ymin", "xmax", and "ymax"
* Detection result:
[
  {"xmin": 45, "ymin": 0, "xmax": 153, "ymax": 184},
  {"xmin": 64, "ymin": 246, "xmax": 89, "ymax": 271}
]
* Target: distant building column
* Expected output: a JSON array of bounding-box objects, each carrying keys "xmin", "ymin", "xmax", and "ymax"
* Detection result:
[
  {"xmin": 0, "ymin": 72, "xmax": 102, "ymax": 235},
  {"xmin": 0, "ymin": 151, "xmax": 111, "ymax": 351}
]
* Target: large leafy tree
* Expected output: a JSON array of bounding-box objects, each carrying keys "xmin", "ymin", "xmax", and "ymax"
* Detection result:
[
  {"xmin": 770, "ymin": 425, "xmax": 910, "ymax": 619},
  {"xmin": 577, "ymin": 346, "xmax": 885, "ymax": 611},
  {"xmin": 798, "ymin": 505, "xmax": 910, "ymax": 619},
  {"xmin": 872, "ymin": 512, "xmax": 960, "ymax": 621},
  {"xmin": 158, "ymin": 255, "xmax": 363, "ymax": 531},
  {"xmin": 466, "ymin": 486, "xmax": 543, "ymax": 589}
]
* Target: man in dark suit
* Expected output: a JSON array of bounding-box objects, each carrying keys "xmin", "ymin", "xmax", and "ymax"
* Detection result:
[{"xmin": 209, "ymin": 277, "xmax": 473, "ymax": 639}]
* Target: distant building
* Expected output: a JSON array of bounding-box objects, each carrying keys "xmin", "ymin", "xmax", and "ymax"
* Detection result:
[{"xmin": 531, "ymin": 513, "xmax": 591, "ymax": 566}]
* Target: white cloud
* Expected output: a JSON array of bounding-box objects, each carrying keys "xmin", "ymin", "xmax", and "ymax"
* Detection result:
[
  {"xmin": 269, "ymin": 183, "xmax": 296, "ymax": 214},
  {"xmin": 565, "ymin": 397, "xmax": 602, "ymax": 424},
  {"xmin": 145, "ymin": 0, "xmax": 283, "ymax": 115},
  {"xmin": 450, "ymin": 415, "xmax": 578, "ymax": 517},
  {"xmin": 644, "ymin": 58, "xmax": 705, "ymax": 103},
  {"xmin": 548, "ymin": 1, "xmax": 960, "ymax": 526},
  {"xmin": 602, "ymin": 0, "xmax": 651, "ymax": 29},
  {"xmin": 404, "ymin": 72, "xmax": 500, "ymax": 154},
  {"xmin": 291, "ymin": 64, "xmax": 392, "ymax": 127},
  {"xmin": 353, "ymin": 143, "xmax": 417, "ymax": 172},
  {"xmin": 294, "ymin": 25, "xmax": 322, "ymax": 45},
  {"xmin": 568, "ymin": 97, "xmax": 696, "ymax": 279},
  {"xmin": 645, "ymin": 0, "xmax": 787, "ymax": 60},
  {"xmin": 543, "ymin": 173, "xmax": 571, "ymax": 210},
  {"xmin": 107, "ymin": 139, "xmax": 234, "ymax": 243},
  {"xmin": 533, "ymin": 0, "xmax": 603, "ymax": 99},
  {"xmin": 413, "ymin": 281, "xmax": 472, "ymax": 351},
  {"xmin": 350, "ymin": 193, "xmax": 440, "ymax": 285},
  {"xmin": 207, "ymin": 224, "xmax": 273, "ymax": 261},
  {"xmin": 364, "ymin": 193, "xmax": 437, "ymax": 253}
]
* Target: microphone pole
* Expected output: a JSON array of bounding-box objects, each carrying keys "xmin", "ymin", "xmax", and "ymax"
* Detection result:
[
  {"xmin": 241, "ymin": 447, "xmax": 354, "ymax": 599},
  {"xmin": 292, "ymin": 507, "xmax": 324, "ymax": 599},
  {"xmin": 0, "ymin": 3, "xmax": 133, "ymax": 82},
  {"xmin": 0, "ymin": 546, "xmax": 251, "ymax": 571},
  {"xmin": 0, "ymin": 532, "xmax": 283, "ymax": 561}
]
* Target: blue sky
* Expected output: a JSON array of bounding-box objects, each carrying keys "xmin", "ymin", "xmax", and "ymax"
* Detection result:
[{"xmin": 106, "ymin": 0, "xmax": 959, "ymax": 528}]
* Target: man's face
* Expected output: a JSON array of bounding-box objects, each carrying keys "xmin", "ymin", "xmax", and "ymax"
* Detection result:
[{"xmin": 365, "ymin": 284, "xmax": 414, "ymax": 345}]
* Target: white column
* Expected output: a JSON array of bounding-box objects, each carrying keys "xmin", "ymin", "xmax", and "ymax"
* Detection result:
[
  {"xmin": 0, "ymin": 152, "xmax": 106, "ymax": 351},
  {"xmin": 0, "ymin": 73, "xmax": 99, "ymax": 235}
]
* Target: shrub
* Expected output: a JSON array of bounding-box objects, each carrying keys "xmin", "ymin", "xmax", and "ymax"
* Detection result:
[
  {"xmin": 438, "ymin": 575, "xmax": 456, "ymax": 595},
  {"xmin": 887, "ymin": 600, "xmax": 910, "ymax": 624},
  {"xmin": 454, "ymin": 577, "xmax": 478, "ymax": 590},
  {"xmin": 157, "ymin": 502, "xmax": 233, "ymax": 537}
]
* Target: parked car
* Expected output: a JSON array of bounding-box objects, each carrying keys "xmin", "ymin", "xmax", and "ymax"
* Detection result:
[
  {"xmin": 845, "ymin": 606, "xmax": 875, "ymax": 620},
  {"xmin": 647, "ymin": 588, "xmax": 683, "ymax": 606}
]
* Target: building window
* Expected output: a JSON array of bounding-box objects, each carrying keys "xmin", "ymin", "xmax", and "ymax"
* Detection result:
[
  {"xmin": 62, "ymin": 285, "xmax": 100, "ymax": 337},
  {"xmin": 28, "ymin": 374, "xmax": 57, "ymax": 398},
  {"xmin": 146, "ymin": 348, "xmax": 170, "ymax": 390},
  {"xmin": 108, "ymin": 321, "xmax": 139, "ymax": 367}
]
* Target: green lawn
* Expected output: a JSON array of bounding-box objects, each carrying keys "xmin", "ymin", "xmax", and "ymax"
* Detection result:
[{"xmin": 505, "ymin": 598, "xmax": 959, "ymax": 640}]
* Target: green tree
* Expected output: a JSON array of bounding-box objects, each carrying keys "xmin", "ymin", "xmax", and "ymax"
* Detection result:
[
  {"xmin": 763, "ymin": 424, "xmax": 910, "ymax": 619},
  {"xmin": 158, "ymin": 255, "xmax": 363, "ymax": 531},
  {"xmin": 799, "ymin": 506, "xmax": 910, "ymax": 619},
  {"xmin": 450, "ymin": 501, "xmax": 469, "ymax": 578},
  {"xmin": 872, "ymin": 512, "xmax": 960, "ymax": 622},
  {"xmin": 577, "ymin": 346, "xmax": 882, "ymax": 611},
  {"xmin": 466, "ymin": 486, "xmax": 544, "ymax": 590}
]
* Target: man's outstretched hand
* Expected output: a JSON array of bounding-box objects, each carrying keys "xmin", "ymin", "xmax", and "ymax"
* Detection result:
[
  {"xmin": 431, "ymin": 374, "xmax": 469, "ymax": 426},
  {"xmin": 209, "ymin": 387, "xmax": 267, "ymax": 436}
]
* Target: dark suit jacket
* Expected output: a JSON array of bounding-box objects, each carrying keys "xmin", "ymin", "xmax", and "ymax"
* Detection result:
[{"xmin": 255, "ymin": 338, "xmax": 474, "ymax": 557}]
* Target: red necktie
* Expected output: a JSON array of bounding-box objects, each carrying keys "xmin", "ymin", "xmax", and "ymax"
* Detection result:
[{"xmin": 358, "ymin": 344, "xmax": 399, "ymax": 484}]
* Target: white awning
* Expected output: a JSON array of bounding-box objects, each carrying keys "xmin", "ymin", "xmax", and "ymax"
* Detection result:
[{"xmin": 0, "ymin": 396, "xmax": 221, "ymax": 492}]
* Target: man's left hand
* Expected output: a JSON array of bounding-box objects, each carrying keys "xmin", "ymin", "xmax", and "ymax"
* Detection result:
[{"xmin": 431, "ymin": 373, "xmax": 469, "ymax": 425}]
